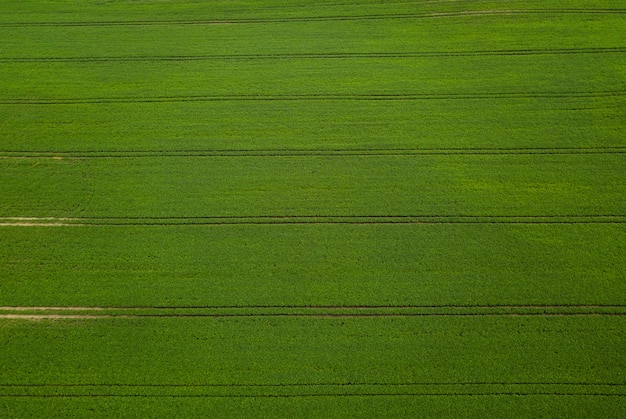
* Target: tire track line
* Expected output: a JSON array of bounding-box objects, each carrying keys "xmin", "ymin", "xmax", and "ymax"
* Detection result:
[
  {"xmin": 0, "ymin": 393, "xmax": 624, "ymax": 398},
  {"xmin": 3, "ymin": 313, "xmax": 624, "ymax": 319},
  {"xmin": 2, "ymin": 91, "xmax": 623, "ymax": 105},
  {"xmin": 1, "ymin": 217, "xmax": 625, "ymax": 226},
  {"xmin": 2, "ymin": 382, "xmax": 623, "ymax": 388},
  {"xmin": 1, "ymin": 215, "xmax": 625, "ymax": 226},
  {"xmin": 1, "ymin": 9, "xmax": 624, "ymax": 27},
  {"xmin": 5, "ymin": 304, "xmax": 625, "ymax": 309},
  {"xmin": 1, "ymin": 305, "xmax": 624, "ymax": 319},
  {"xmin": 3, "ymin": 48, "xmax": 624, "ymax": 63},
  {"xmin": 2, "ymin": 147, "xmax": 625, "ymax": 158}
]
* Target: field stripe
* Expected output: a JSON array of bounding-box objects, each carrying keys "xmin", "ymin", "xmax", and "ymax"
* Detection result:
[
  {"xmin": 1, "ymin": 9, "xmax": 624, "ymax": 27},
  {"xmin": 1, "ymin": 91, "xmax": 624, "ymax": 105},
  {"xmin": 1, "ymin": 305, "xmax": 624, "ymax": 319},
  {"xmin": 0, "ymin": 395, "xmax": 624, "ymax": 398},
  {"xmin": 124, "ymin": 305, "xmax": 626, "ymax": 310},
  {"xmin": 0, "ymin": 385, "xmax": 623, "ymax": 397},
  {"xmin": 2, "ymin": 48, "xmax": 625, "ymax": 62},
  {"xmin": 2, "ymin": 314, "xmax": 623, "ymax": 319},
  {"xmin": 2, "ymin": 383, "xmax": 624, "ymax": 388},
  {"xmin": 1, "ymin": 147, "xmax": 625, "ymax": 158},
  {"xmin": 1, "ymin": 215, "xmax": 624, "ymax": 226},
  {"xmin": 3, "ymin": 305, "xmax": 625, "ymax": 309}
]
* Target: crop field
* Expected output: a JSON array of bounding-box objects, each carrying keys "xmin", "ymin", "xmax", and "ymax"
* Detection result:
[{"xmin": 0, "ymin": 0, "xmax": 625, "ymax": 417}]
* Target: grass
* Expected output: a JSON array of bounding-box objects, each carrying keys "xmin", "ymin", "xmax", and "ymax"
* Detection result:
[{"xmin": 0, "ymin": 0, "xmax": 624, "ymax": 416}]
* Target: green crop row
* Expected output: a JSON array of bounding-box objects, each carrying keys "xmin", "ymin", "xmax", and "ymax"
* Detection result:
[
  {"xmin": 1, "ymin": 54, "xmax": 623, "ymax": 99},
  {"xmin": 2, "ymin": 396, "xmax": 625, "ymax": 419},
  {"xmin": 0, "ymin": 224, "xmax": 623, "ymax": 307},
  {"xmin": 1, "ymin": 155, "xmax": 623, "ymax": 218},
  {"xmin": 3, "ymin": 395, "xmax": 625, "ymax": 419},
  {"xmin": 1, "ymin": 316, "xmax": 623, "ymax": 385},
  {"xmin": 0, "ymin": 316, "xmax": 624, "ymax": 417},
  {"xmin": 1, "ymin": 14, "xmax": 624, "ymax": 58},
  {"xmin": 1, "ymin": 0, "xmax": 623, "ymax": 24},
  {"xmin": 1, "ymin": 98, "xmax": 623, "ymax": 152}
]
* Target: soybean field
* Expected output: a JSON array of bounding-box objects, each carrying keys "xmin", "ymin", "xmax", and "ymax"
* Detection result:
[{"xmin": 0, "ymin": 0, "xmax": 625, "ymax": 417}]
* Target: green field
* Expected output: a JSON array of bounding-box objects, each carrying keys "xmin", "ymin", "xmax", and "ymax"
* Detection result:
[{"xmin": 1, "ymin": 0, "xmax": 625, "ymax": 417}]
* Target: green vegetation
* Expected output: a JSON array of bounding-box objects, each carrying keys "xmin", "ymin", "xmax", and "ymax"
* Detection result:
[
  {"xmin": 2, "ymin": 54, "xmax": 624, "ymax": 99},
  {"xmin": 1, "ymin": 154, "xmax": 624, "ymax": 217},
  {"xmin": 0, "ymin": 316, "xmax": 624, "ymax": 417},
  {"xmin": 0, "ymin": 316, "xmax": 623, "ymax": 385},
  {"xmin": 1, "ymin": 225, "xmax": 624, "ymax": 307},
  {"xmin": 0, "ymin": 0, "xmax": 624, "ymax": 417},
  {"xmin": 2, "ymin": 98, "xmax": 624, "ymax": 152}
]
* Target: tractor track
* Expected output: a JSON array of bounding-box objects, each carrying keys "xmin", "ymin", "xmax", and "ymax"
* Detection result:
[
  {"xmin": 2, "ymin": 91, "xmax": 624, "ymax": 105},
  {"xmin": 1, "ymin": 305, "xmax": 625, "ymax": 319},
  {"xmin": 1, "ymin": 9, "xmax": 625, "ymax": 27},
  {"xmin": 1, "ymin": 147, "xmax": 625, "ymax": 158},
  {"xmin": 2, "ymin": 47, "xmax": 624, "ymax": 63},
  {"xmin": 1, "ymin": 215, "xmax": 625, "ymax": 226}
]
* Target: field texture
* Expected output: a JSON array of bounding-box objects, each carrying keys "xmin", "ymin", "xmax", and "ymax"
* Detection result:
[{"xmin": 1, "ymin": 0, "xmax": 625, "ymax": 417}]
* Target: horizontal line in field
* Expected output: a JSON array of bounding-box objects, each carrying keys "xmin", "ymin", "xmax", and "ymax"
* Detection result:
[
  {"xmin": 1, "ymin": 386, "xmax": 624, "ymax": 397},
  {"xmin": 1, "ymin": 305, "xmax": 624, "ymax": 319},
  {"xmin": 2, "ymin": 383, "xmax": 623, "ymax": 388},
  {"xmin": 2, "ymin": 315, "xmax": 623, "ymax": 320},
  {"xmin": 1, "ymin": 91, "xmax": 624, "ymax": 104},
  {"xmin": 3, "ymin": 48, "xmax": 625, "ymax": 62},
  {"xmin": 0, "ymin": 393, "xmax": 624, "ymax": 398},
  {"xmin": 1, "ymin": 9, "xmax": 624, "ymax": 27},
  {"xmin": 1, "ymin": 147, "xmax": 625, "ymax": 158},
  {"xmin": 4, "ymin": 305, "xmax": 624, "ymax": 310},
  {"xmin": 0, "ymin": 215, "xmax": 624, "ymax": 226}
]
